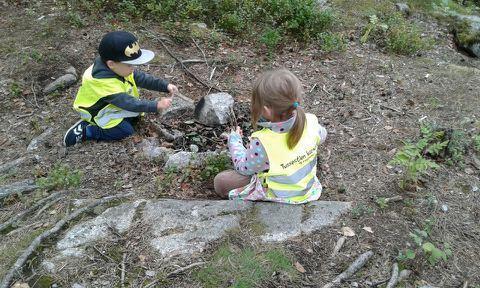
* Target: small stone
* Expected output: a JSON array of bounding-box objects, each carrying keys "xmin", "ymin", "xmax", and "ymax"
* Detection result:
[
  {"xmin": 194, "ymin": 92, "xmax": 234, "ymax": 126},
  {"xmin": 351, "ymin": 282, "xmax": 359, "ymax": 288},
  {"xmin": 41, "ymin": 260, "xmax": 56, "ymax": 273},
  {"xmin": 145, "ymin": 270, "xmax": 156, "ymax": 277},
  {"xmin": 190, "ymin": 144, "xmax": 199, "ymax": 153},
  {"xmin": 465, "ymin": 168, "xmax": 474, "ymax": 175},
  {"xmin": 71, "ymin": 284, "xmax": 85, "ymax": 288},
  {"xmin": 43, "ymin": 73, "xmax": 77, "ymax": 94},
  {"xmin": 472, "ymin": 185, "xmax": 479, "ymax": 193},
  {"xmin": 27, "ymin": 127, "xmax": 54, "ymax": 152},
  {"xmin": 51, "ymin": 284, "xmax": 59, "ymax": 288},
  {"xmin": 395, "ymin": 3, "xmax": 410, "ymax": 16},
  {"xmin": 441, "ymin": 204, "xmax": 449, "ymax": 212}
]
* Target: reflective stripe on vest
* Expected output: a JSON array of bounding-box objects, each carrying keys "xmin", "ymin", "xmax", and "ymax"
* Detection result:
[
  {"xmin": 252, "ymin": 113, "xmax": 321, "ymax": 200},
  {"xmin": 73, "ymin": 65, "xmax": 139, "ymax": 129}
]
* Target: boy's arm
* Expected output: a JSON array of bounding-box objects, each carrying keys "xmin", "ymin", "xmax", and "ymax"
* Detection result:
[
  {"xmin": 134, "ymin": 70, "xmax": 169, "ymax": 93},
  {"xmin": 103, "ymin": 93, "xmax": 158, "ymax": 113},
  {"xmin": 228, "ymin": 132, "xmax": 270, "ymax": 176}
]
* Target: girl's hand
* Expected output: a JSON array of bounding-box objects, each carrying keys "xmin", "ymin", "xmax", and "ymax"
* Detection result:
[
  {"xmin": 157, "ymin": 97, "xmax": 172, "ymax": 112},
  {"xmin": 233, "ymin": 126, "xmax": 243, "ymax": 136},
  {"xmin": 167, "ymin": 84, "xmax": 178, "ymax": 96}
]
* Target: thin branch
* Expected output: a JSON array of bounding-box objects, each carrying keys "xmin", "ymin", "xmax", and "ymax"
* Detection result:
[
  {"xmin": 0, "ymin": 193, "xmax": 132, "ymax": 288},
  {"xmin": 0, "ymin": 192, "xmax": 63, "ymax": 233},
  {"xmin": 191, "ymin": 37, "xmax": 208, "ymax": 68},
  {"xmin": 121, "ymin": 253, "xmax": 127, "ymax": 288},
  {"xmin": 34, "ymin": 196, "xmax": 63, "ymax": 218},
  {"xmin": 144, "ymin": 262, "xmax": 206, "ymax": 288},
  {"xmin": 322, "ymin": 251, "xmax": 374, "ymax": 288},
  {"xmin": 144, "ymin": 30, "xmax": 221, "ymax": 92},
  {"xmin": 331, "ymin": 236, "xmax": 346, "ymax": 258},
  {"xmin": 386, "ymin": 263, "xmax": 399, "ymax": 288}
]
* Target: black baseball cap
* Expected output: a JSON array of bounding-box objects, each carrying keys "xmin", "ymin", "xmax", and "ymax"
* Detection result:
[{"xmin": 98, "ymin": 31, "xmax": 155, "ymax": 65}]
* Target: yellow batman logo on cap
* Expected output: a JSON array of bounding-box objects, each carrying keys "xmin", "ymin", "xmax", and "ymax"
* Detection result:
[{"xmin": 125, "ymin": 41, "xmax": 140, "ymax": 57}]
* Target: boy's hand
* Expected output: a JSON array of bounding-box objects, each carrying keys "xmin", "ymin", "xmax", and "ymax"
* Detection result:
[
  {"xmin": 157, "ymin": 97, "xmax": 172, "ymax": 112},
  {"xmin": 167, "ymin": 84, "xmax": 178, "ymax": 96}
]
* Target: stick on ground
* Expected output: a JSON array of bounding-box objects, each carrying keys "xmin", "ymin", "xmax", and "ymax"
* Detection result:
[
  {"xmin": 144, "ymin": 262, "xmax": 206, "ymax": 288},
  {"xmin": 331, "ymin": 236, "xmax": 347, "ymax": 258},
  {"xmin": 0, "ymin": 193, "xmax": 132, "ymax": 288},
  {"xmin": 386, "ymin": 263, "xmax": 399, "ymax": 288},
  {"xmin": 0, "ymin": 191, "xmax": 63, "ymax": 233},
  {"xmin": 322, "ymin": 251, "xmax": 374, "ymax": 288}
]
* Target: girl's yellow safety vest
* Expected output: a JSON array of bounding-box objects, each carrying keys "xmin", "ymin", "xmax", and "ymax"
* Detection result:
[
  {"xmin": 252, "ymin": 113, "xmax": 321, "ymax": 202},
  {"xmin": 73, "ymin": 65, "xmax": 140, "ymax": 129}
]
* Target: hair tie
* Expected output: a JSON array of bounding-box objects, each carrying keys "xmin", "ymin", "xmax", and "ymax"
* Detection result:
[{"xmin": 292, "ymin": 101, "xmax": 299, "ymax": 108}]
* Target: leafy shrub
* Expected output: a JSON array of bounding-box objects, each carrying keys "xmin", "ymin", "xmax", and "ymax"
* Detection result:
[
  {"xmin": 200, "ymin": 154, "xmax": 232, "ymax": 181},
  {"xmin": 64, "ymin": 0, "xmax": 335, "ymax": 43},
  {"xmin": 319, "ymin": 32, "xmax": 347, "ymax": 52},
  {"xmin": 261, "ymin": 27, "xmax": 283, "ymax": 55}
]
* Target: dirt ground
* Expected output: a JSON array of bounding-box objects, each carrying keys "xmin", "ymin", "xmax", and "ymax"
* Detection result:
[{"xmin": 1, "ymin": 1, "xmax": 480, "ymax": 287}]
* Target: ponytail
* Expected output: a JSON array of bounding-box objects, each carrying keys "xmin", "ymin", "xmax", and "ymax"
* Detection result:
[{"xmin": 287, "ymin": 107, "xmax": 306, "ymax": 149}]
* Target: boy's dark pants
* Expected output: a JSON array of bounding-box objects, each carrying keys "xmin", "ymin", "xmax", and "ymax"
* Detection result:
[{"xmin": 86, "ymin": 117, "xmax": 139, "ymax": 141}]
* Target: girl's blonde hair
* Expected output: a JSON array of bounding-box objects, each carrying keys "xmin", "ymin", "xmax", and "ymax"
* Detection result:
[{"xmin": 251, "ymin": 69, "xmax": 306, "ymax": 149}]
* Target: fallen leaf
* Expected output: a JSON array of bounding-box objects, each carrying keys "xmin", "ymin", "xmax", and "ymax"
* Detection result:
[
  {"xmin": 341, "ymin": 227, "xmax": 356, "ymax": 237},
  {"xmin": 363, "ymin": 227, "xmax": 374, "ymax": 233},
  {"xmin": 295, "ymin": 261, "xmax": 306, "ymax": 273}
]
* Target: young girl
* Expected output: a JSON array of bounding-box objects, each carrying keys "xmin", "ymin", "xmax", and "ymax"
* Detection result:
[{"xmin": 214, "ymin": 69, "xmax": 327, "ymax": 204}]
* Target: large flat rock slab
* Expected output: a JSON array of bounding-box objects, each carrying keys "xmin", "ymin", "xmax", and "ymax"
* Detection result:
[
  {"xmin": 256, "ymin": 201, "xmax": 352, "ymax": 242},
  {"xmin": 143, "ymin": 199, "xmax": 252, "ymax": 259}
]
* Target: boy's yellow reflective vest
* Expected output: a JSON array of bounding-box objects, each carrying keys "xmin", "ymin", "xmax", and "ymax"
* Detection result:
[
  {"xmin": 73, "ymin": 65, "xmax": 140, "ymax": 129},
  {"xmin": 252, "ymin": 113, "xmax": 321, "ymax": 202}
]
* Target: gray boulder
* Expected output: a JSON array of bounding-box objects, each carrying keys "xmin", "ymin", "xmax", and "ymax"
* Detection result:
[
  {"xmin": 164, "ymin": 150, "xmax": 219, "ymax": 169},
  {"xmin": 452, "ymin": 14, "xmax": 480, "ymax": 57},
  {"xmin": 395, "ymin": 3, "xmax": 410, "ymax": 16},
  {"xmin": 194, "ymin": 92, "xmax": 234, "ymax": 126},
  {"xmin": 162, "ymin": 95, "xmax": 195, "ymax": 120}
]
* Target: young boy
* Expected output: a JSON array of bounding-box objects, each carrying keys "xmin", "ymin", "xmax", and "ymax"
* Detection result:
[{"xmin": 63, "ymin": 31, "xmax": 177, "ymax": 147}]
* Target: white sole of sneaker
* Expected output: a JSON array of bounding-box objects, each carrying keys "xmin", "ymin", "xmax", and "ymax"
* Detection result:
[{"xmin": 63, "ymin": 120, "xmax": 84, "ymax": 147}]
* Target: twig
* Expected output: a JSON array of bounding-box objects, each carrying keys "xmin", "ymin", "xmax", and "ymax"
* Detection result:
[
  {"xmin": 385, "ymin": 196, "xmax": 403, "ymax": 204},
  {"xmin": 331, "ymin": 236, "xmax": 346, "ymax": 258},
  {"xmin": 31, "ymin": 82, "xmax": 40, "ymax": 109},
  {"xmin": 462, "ymin": 281, "xmax": 469, "ymax": 288},
  {"xmin": 121, "ymin": 253, "xmax": 127, "ymax": 288},
  {"xmin": 0, "ymin": 193, "xmax": 132, "ymax": 288},
  {"xmin": 0, "ymin": 179, "xmax": 37, "ymax": 200},
  {"xmin": 0, "ymin": 156, "xmax": 31, "ymax": 174},
  {"xmin": 209, "ymin": 66, "xmax": 217, "ymax": 81},
  {"xmin": 379, "ymin": 104, "xmax": 402, "ymax": 114},
  {"xmin": 229, "ymin": 107, "xmax": 238, "ymax": 129},
  {"xmin": 386, "ymin": 263, "xmax": 399, "ymax": 288},
  {"xmin": 322, "ymin": 251, "xmax": 374, "ymax": 288},
  {"xmin": 0, "ymin": 192, "xmax": 63, "ymax": 232},
  {"xmin": 310, "ymin": 83, "xmax": 318, "ymax": 93},
  {"xmin": 144, "ymin": 262, "xmax": 206, "ymax": 288},
  {"xmin": 190, "ymin": 37, "xmax": 208, "ymax": 68},
  {"xmin": 16, "ymin": 112, "xmax": 34, "ymax": 119},
  {"xmin": 167, "ymin": 262, "xmax": 206, "ymax": 278},
  {"xmin": 145, "ymin": 30, "xmax": 221, "ymax": 92},
  {"xmin": 34, "ymin": 196, "xmax": 63, "ymax": 218}
]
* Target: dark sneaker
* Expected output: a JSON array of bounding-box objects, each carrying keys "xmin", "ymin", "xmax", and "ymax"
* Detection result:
[{"xmin": 63, "ymin": 120, "xmax": 88, "ymax": 147}]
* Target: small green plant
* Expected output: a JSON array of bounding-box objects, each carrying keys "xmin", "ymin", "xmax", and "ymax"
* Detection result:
[
  {"xmin": 36, "ymin": 164, "xmax": 82, "ymax": 191},
  {"xmin": 66, "ymin": 11, "xmax": 85, "ymax": 28},
  {"xmin": 398, "ymin": 218, "xmax": 451, "ymax": 266},
  {"xmin": 9, "ymin": 82, "xmax": 22, "ymax": 97},
  {"xmin": 196, "ymin": 244, "xmax": 297, "ymax": 287},
  {"xmin": 318, "ymin": 32, "xmax": 347, "ymax": 53},
  {"xmin": 260, "ymin": 27, "xmax": 283, "ymax": 56},
  {"xmin": 351, "ymin": 203, "xmax": 374, "ymax": 219},
  {"xmin": 156, "ymin": 166, "xmax": 178, "ymax": 194},
  {"xmin": 389, "ymin": 124, "xmax": 448, "ymax": 189},
  {"xmin": 474, "ymin": 134, "xmax": 480, "ymax": 151},
  {"xmin": 446, "ymin": 130, "xmax": 467, "ymax": 164},
  {"xmin": 361, "ymin": 14, "xmax": 389, "ymax": 43},
  {"xmin": 375, "ymin": 197, "xmax": 389, "ymax": 209},
  {"xmin": 200, "ymin": 154, "xmax": 231, "ymax": 181}
]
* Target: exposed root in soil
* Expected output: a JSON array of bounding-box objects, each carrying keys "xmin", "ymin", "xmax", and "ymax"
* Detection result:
[{"xmin": 322, "ymin": 250, "xmax": 374, "ymax": 288}]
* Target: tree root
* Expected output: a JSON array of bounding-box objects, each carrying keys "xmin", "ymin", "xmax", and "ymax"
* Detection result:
[
  {"xmin": 322, "ymin": 251, "xmax": 374, "ymax": 288},
  {"xmin": 0, "ymin": 191, "xmax": 63, "ymax": 233},
  {"xmin": 386, "ymin": 263, "xmax": 399, "ymax": 288},
  {"xmin": 0, "ymin": 179, "xmax": 37, "ymax": 200},
  {"xmin": 0, "ymin": 193, "xmax": 132, "ymax": 288}
]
